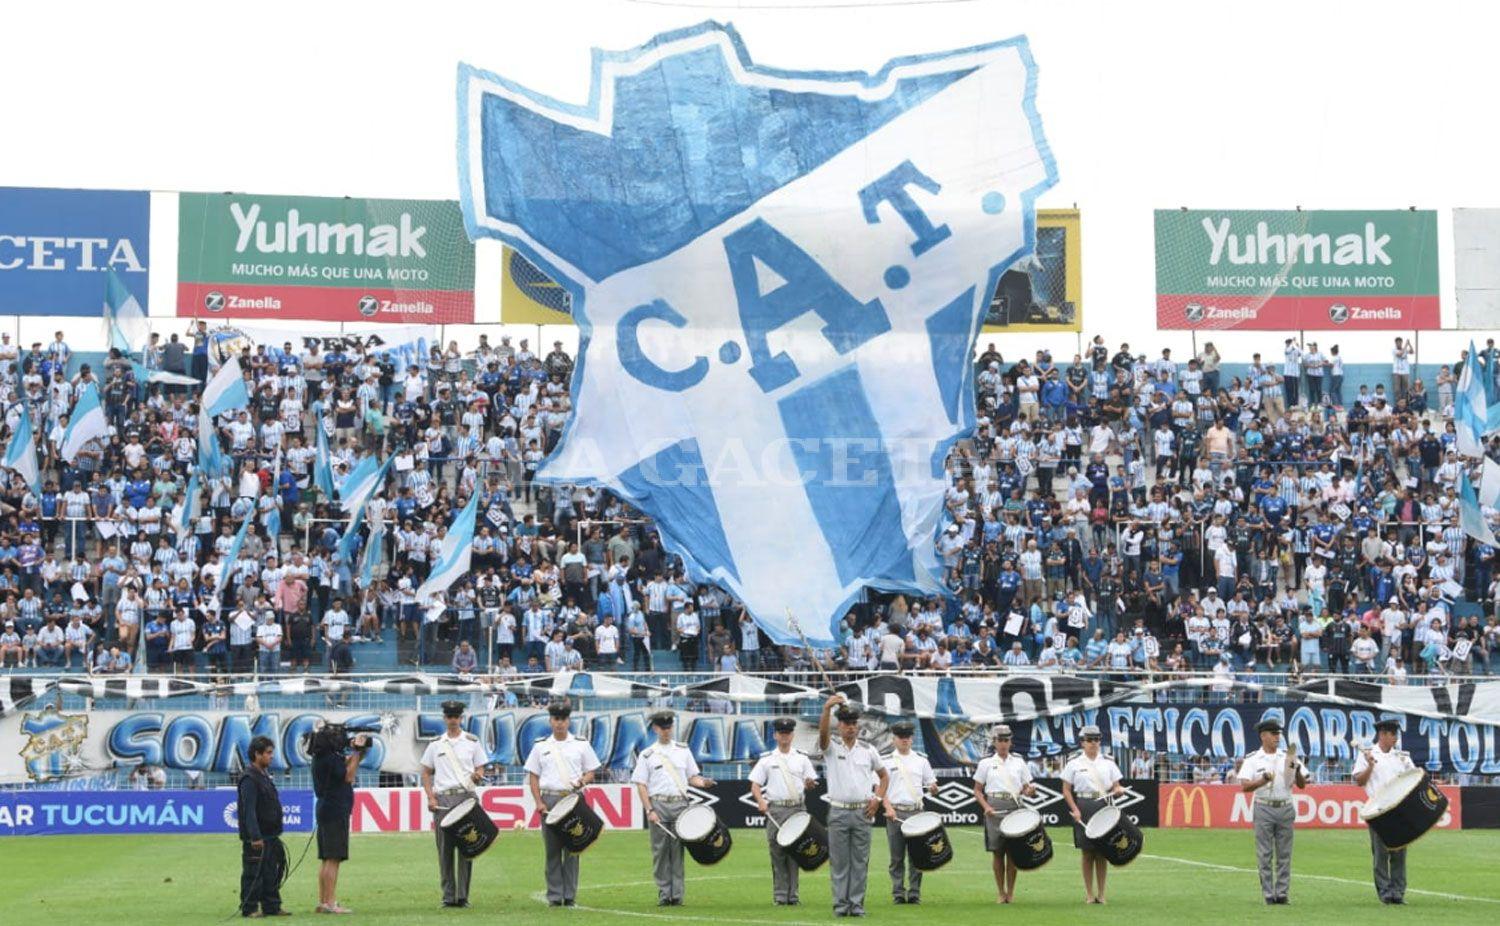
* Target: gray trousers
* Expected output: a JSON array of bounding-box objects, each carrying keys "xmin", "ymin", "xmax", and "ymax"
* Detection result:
[
  {"xmin": 884, "ymin": 807, "xmax": 922, "ymax": 900},
  {"xmin": 541, "ymin": 792, "xmax": 581, "ymax": 903},
  {"xmin": 1370, "ymin": 829, "xmax": 1407, "ymax": 901},
  {"xmin": 764, "ymin": 804, "xmax": 803, "ymax": 903},
  {"xmin": 649, "ymin": 796, "xmax": 689, "ymax": 903},
  {"xmin": 1253, "ymin": 802, "xmax": 1294, "ymax": 900},
  {"xmin": 828, "ymin": 806, "xmax": 872, "ymax": 915},
  {"xmin": 432, "ymin": 791, "xmax": 473, "ymax": 904}
]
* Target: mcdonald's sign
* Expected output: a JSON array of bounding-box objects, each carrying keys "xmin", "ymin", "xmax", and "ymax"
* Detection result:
[{"xmin": 1161, "ymin": 785, "xmax": 1215, "ymax": 828}]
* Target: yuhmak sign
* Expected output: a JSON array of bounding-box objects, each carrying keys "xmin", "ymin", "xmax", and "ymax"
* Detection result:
[
  {"xmin": 177, "ymin": 192, "xmax": 475, "ymax": 323},
  {"xmin": 1155, "ymin": 209, "xmax": 1439, "ymax": 330}
]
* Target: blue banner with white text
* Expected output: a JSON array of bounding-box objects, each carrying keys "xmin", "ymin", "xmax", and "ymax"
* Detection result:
[
  {"xmin": 0, "ymin": 787, "xmax": 313, "ymax": 836},
  {"xmin": 0, "ymin": 187, "xmax": 150, "ymax": 316}
]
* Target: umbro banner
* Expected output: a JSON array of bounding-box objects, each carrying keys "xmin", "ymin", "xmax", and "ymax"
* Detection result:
[
  {"xmin": 177, "ymin": 192, "xmax": 475, "ymax": 323},
  {"xmin": 1155, "ymin": 209, "xmax": 1440, "ymax": 330}
]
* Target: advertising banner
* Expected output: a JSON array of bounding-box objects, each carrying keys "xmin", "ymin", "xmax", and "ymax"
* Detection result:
[
  {"xmin": 177, "ymin": 192, "xmax": 475, "ymax": 323},
  {"xmin": 350, "ymin": 784, "xmax": 639, "ymax": 833},
  {"xmin": 984, "ymin": 208, "xmax": 1082, "ymax": 332},
  {"xmin": 1159, "ymin": 783, "xmax": 1461, "ymax": 831},
  {"xmin": 0, "ymin": 787, "xmax": 313, "ymax": 837},
  {"xmin": 500, "ymin": 246, "xmax": 572, "ymax": 324},
  {"xmin": 1155, "ymin": 209, "xmax": 1439, "ymax": 330},
  {"xmin": 1452, "ymin": 208, "xmax": 1500, "ymax": 329},
  {"xmin": 0, "ymin": 187, "xmax": 150, "ymax": 316}
]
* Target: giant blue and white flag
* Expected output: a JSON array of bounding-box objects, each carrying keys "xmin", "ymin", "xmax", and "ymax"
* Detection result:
[
  {"xmin": 458, "ymin": 23, "xmax": 1055, "ymax": 644},
  {"xmin": 416, "ymin": 492, "xmax": 478, "ymax": 600},
  {"xmin": 60, "ymin": 383, "xmax": 109, "ymax": 463},
  {"xmin": 1456, "ymin": 341, "xmax": 1490, "ymax": 458},
  {"xmin": 3, "ymin": 404, "xmax": 40, "ymax": 497},
  {"xmin": 1460, "ymin": 471, "xmax": 1499, "ymax": 547},
  {"xmin": 202, "ymin": 355, "xmax": 250, "ymax": 419}
]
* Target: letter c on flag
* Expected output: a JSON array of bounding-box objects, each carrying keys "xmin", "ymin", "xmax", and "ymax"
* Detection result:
[{"xmin": 617, "ymin": 299, "xmax": 708, "ymax": 393}]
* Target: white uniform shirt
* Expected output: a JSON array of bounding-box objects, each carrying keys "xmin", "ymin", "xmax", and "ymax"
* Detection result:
[
  {"xmin": 630, "ymin": 741, "xmax": 700, "ymax": 797},
  {"xmin": 823, "ymin": 738, "xmax": 881, "ymax": 803},
  {"xmin": 1352, "ymin": 744, "xmax": 1416, "ymax": 798},
  {"xmin": 1060, "ymin": 752, "xmax": 1122, "ymax": 798},
  {"xmin": 524, "ymin": 734, "xmax": 602, "ymax": 792},
  {"xmin": 974, "ymin": 753, "xmax": 1032, "ymax": 797},
  {"xmin": 881, "ymin": 749, "xmax": 935, "ymax": 806},
  {"xmin": 748, "ymin": 748, "xmax": 817, "ymax": 802},
  {"xmin": 1237, "ymin": 748, "xmax": 1304, "ymax": 801},
  {"xmin": 420, "ymin": 731, "xmax": 490, "ymax": 791}
]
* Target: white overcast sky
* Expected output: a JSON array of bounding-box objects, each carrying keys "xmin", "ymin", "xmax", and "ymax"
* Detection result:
[{"xmin": 3, "ymin": 0, "xmax": 1498, "ymax": 361}]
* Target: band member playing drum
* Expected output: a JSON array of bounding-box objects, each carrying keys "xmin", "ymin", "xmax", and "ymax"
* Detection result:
[
  {"xmin": 1061, "ymin": 724, "xmax": 1126, "ymax": 904},
  {"xmin": 632, "ymin": 710, "xmax": 716, "ymax": 907},
  {"xmin": 1353, "ymin": 718, "xmax": 1415, "ymax": 904},
  {"xmin": 881, "ymin": 720, "xmax": 937, "ymax": 905},
  {"xmin": 818, "ymin": 694, "xmax": 890, "ymax": 918},
  {"xmin": 974, "ymin": 724, "xmax": 1036, "ymax": 903},
  {"xmin": 1237, "ymin": 718, "xmax": 1308, "ymax": 905},
  {"xmin": 749, "ymin": 718, "xmax": 818, "ymax": 906},
  {"xmin": 420, "ymin": 700, "xmax": 491, "ymax": 909},
  {"xmin": 525, "ymin": 700, "xmax": 602, "ymax": 907}
]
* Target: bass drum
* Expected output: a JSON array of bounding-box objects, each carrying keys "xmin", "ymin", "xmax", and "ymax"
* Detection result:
[
  {"xmin": 774, "ymin": 811, "xmax": 829, "ymax": 871},
  {"xmin": 999, "ymin": 808, "xmax": 1053, "ymax": 870},
  {"xmin": 440, "ymin": 798, "xmax": 499, "ymax": 859},
  {"xmin": 544, "ymin": 792, "xmax": 604, "ymax": 853},
  {"xmin": 1083, "ymin": 806, "xmax": 1143, "ymax": 866},
  {"xmin": 1361, "ymin": 769, "xmax": 1448, "ymax": 849},
  {"xmin": 674, "ymin": 805, "xmax": 733, "ymax": 865},
  {"xmin": 899, "ymin": 811, "xmax": 953, "ymax": 871}
]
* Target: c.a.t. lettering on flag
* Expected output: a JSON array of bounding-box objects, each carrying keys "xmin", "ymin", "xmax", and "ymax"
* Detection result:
[{"xmin": 457, "ymin": 23, "xmax": 1056, "ymax": 645}]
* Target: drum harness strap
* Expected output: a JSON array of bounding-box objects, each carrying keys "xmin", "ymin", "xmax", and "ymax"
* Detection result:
[
  {"xmin": 891, "ymin": 754, "xmax": 920, "ymax": 812},
  {"xmin": 655, "ymin": 745, "xmax": 690, "ymax": 799},
  {"xmin": 1081, "ymin": 755, "xmax": 1108, "ymax": 802},
  {"xmin": 439, "ymin": 735, "xmax": 476, "ymax": 797}
]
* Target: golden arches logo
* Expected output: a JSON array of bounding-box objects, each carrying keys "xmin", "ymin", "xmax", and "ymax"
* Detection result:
[{"xmin": 1163, "ymin": 786, "xmax": 1212, "ymax": 827}]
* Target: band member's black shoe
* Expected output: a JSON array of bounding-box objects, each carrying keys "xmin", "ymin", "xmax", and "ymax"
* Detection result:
[
  {"xmin": 907, "ymin": 897, "xmax": 920, "ymax": 905},
  {"xmin": 893, "ymin": 897, "xmax": 906, "ymax": 904},
  {"xmin": 658, "ymin": 900, "xmax": 670, "ymax": 907},
  {"xmin": 563, "ymin": 900, "xmax": 576, "ymax": 907},
  {"xmin": 547, "ymin": 901, "xmax": 562, "ymax": 907},
  {"xmin": 1276, "ymin": 897, "xmax": 1289, "ymax": 905}
]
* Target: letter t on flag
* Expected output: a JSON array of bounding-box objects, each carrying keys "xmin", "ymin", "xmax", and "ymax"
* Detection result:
[{"xmin": 416, "ymin": 492, "xmax": 478, "ymax": 600}]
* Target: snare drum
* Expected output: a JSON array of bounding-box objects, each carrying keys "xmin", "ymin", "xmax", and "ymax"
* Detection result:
[
  {"xmin": 1361, "ymin": 769, "xmax": 1447, "ymax": 849},
  {"xmin": 544, "ymin": 792, "xmax": 604, "ymax": 853},
  {"xmin": 899, "ymin": 811, "xmax": 953, "ymax": 871},
  {"xmin": 999, "ymin": 808, "xmax": 1053, "ymax": 870},
  {"xmin": 774, "ymin": 811, "xmax": 829, "ymax": 871},
  {"xmin": 440, "ymin": 797, "xmax": 499, "ymax": 859},
  {"xmin": 674, "ymin": 805, "xmax": 733, "ymax": 865}
]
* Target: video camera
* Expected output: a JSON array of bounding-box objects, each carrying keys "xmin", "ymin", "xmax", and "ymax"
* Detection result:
[{"xmin": 306, "ymin": 722, "xmax": 380, "ymax": 756}]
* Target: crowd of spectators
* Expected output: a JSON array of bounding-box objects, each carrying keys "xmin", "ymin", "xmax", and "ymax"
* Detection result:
[{"xmin": 0, "ymin": 326, "xmax": 1497, "ymax": 686}]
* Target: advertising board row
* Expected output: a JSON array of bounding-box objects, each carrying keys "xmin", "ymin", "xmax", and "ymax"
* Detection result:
[{"xmin": 8, "ymin": 779, "xmax": 1500, "ymax": 837}]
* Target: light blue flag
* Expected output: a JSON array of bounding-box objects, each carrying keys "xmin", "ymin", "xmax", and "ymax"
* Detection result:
[
  {"xmin": 339, "ymin": 455, "xmax": 392, "ymax": 514},
  {"xmin": 335, "ymin": 499, "xmax": 367, "ymax": 567},
  {"xmin": 1456, "ymin": 341, "xmax": 1490, "ymax": 458},
  {"xmin": 197, "ymin": 405, "xmax": 227, "ymax": 478},
  {"xmin": 416, "ymin": 492, "xmax": 478, "ymax": 600},
  {"xmin": 221, "ymin": 507, "xmax": 255, "ymax": 590},
  {"xmin": 3, "ymin": 404, "xmax": 41, "ymax": 497},
  {"xmin": 178, "ymin": 471, "xmax": 202, "ymax": 535},
  {"xmin": 60, "ymin": 383, "xmax": 108, "ymax": 463},
  {"xmin": 361, "ymin": 522, "xmax": 385, "ymax": 587},
  {"xmin": 456, "ymin": 23, "xmax": 1055, "ymax": 644},
  {"xmin": 1460, "ymin": 471, "xmax": 1499, "ymax": 547},
  {"xmin": 312, "ymin": 402, "xmax": 336, "ymax": 499},
  {"xmin": 266, "ymin": 504, "xmax": 282, "ymax": 547},
  {"xmin": 104, "ymin": 270, "xmax": 147, "ymax": 356},
  {"xmin": 203, "ymin": 356, "xmax": 250, "ymax": 419}
]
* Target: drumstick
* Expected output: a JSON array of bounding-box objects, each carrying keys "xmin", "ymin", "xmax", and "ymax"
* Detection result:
[
  {"xmin": 786, "ymin": 608, "xmax": 841, "ymax": 700},
  {"xmin": 651, "ymin": 819, "xmax": 682, "ymax": 842}
]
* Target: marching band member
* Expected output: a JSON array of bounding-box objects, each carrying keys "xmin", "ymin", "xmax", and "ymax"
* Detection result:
[
  {"xmin": 818, "ymin": 695, "xmax": 889, "ymax": 918},
  {"xmin": 1061, "ymin": 725, "xmax": 1126, "ymax": 904},
  {"xmin": 632, "ymin": 711, "xmax": 715, "ymax": 907},
  {"xmin": 419, "ymin": 700, "xmax": 490, "ymax": 909},
  {"xmin": 973, "ymin": 724, "xmax": 1036, "ymax": 903},
  {"xmin": 881, "ymin": 720, "xmax": 937, "ymax": 905},
  {"xmin": 749, "ymin": 717, "xmax": 818, "ymax": 906},
  {"xmin": 1352, "ymin": 718, "xmax": 1415, "ymax": 904},
  {"xmin": 525, "ymin": 700, "xmax": 601, "ymax": 908},
  {"xmin": 1237, "ymin": 718, "xmax": 1307, "ymax": 905}
]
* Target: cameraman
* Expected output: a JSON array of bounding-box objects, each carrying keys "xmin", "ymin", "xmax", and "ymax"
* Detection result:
[
  {"xmin": 311, "ymin": 724, "xmax": 368, "ymax": 915},
  {"xmin": 237, "ymin": 735, "xmax": 287, "ymax": 917}
]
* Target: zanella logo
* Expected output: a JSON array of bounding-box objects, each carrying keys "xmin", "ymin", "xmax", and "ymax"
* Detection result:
[
  {"xmin": 1162, "ymin": 785, "xmax": 1213, "ymax": 827},
  {"xmin": 1202, "ymin": 217, "xmax": 1393, "ymax": 267},
  {"xmin": 457, "ymin": 21, "xmax": 1056, "ymax": 645},
  {"xmin": 228, "ymin": 202, "xmax": 427, "ymax": 258}
]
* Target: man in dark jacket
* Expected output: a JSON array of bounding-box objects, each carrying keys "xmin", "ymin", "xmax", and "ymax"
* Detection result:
[{"xmin": 237, "ymin": 735, "xmax": 288, "ymax": 917}]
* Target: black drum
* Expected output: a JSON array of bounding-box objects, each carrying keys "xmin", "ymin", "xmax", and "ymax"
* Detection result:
[
  {"xmin": 544, "ymin": 792, "xmax": 603, "ymax": 853},
  {"xmin": 1084, "ymin": 806, "xmax": 1143, "ymax": 866},
  {"xmin": 675, "ymin": 805, "xmax": 733, "ymax": 865},
  {"xmin": 899, "ymin": 811, "xmax": 953, "ymax": 871},
  {"xmin": 774, "ymin": 811, "xmax": 829, "ymax": 871},
  {"xmin": 440, "ymin": 798, "xmax": 499, "ymax": 859},
  {"xmin": 1362, "ymin": 769, "xmax": 1448, "ymax": 849},
  {"xmin": 999, "ymin": 808, "xmax": 1053, "ymax": 870}
]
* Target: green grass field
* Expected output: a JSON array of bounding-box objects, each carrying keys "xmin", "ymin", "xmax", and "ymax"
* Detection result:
[{"xmin": 3, "ymin": 828, "xmax": 1497, "ymax": 925}]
